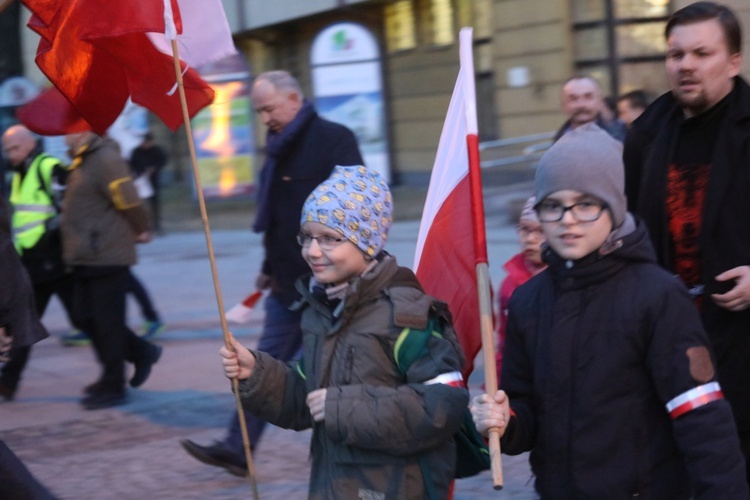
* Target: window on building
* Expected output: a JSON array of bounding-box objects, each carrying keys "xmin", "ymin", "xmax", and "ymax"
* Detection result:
[
  {"xmin": 386, "ymin": 0, "xmax": 479, "ymax": 52},
  {"xmin": 571, "ymin": 0, "xmax": 670, "ymax": 97},
  {"xmin": 385, "ymin": 1, "xmax": 417, "ymax": 53},
  {"xmin": 419, "ymin": 0, "xmax": 455, "ymax": 47}
]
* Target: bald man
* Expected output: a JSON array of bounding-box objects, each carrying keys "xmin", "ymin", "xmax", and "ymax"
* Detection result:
[
  {"xmin": 0, "ymin": 125, "xmax": 78, "ymax": 401},
  {"xmin": 554, "ymin": 76, "xmax": 627, "ymax": 142}
]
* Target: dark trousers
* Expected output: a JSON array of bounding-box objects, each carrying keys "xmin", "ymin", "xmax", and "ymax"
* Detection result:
[
  {"xmin": 127, "ymin": 270, "xmax": 159, "ymax": 323},
  {"xmin": 149, "ymin": 180, "xmax": 161, "ymax": 232},
  {"xmin": 223, "ymin": 293, "xmax": 303, "ymax": 456},
  {"xmin": 0, "ymin": 440, "xmax": 57, "ymax": 499},
  {"xmin": 71, "ymin": 266, "xmax": 153, "ymax": 390},
  {"xmin": 0, "ymin": 275, "xmax": 78, "ymax": 391}
]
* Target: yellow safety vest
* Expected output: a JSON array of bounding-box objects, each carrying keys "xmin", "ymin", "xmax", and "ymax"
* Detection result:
[{"xmin": 10, "ymin": 154, "xmax": 60, "ymax": 254}]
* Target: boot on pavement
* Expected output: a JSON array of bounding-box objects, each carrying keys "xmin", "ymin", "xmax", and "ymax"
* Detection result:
[{"xmin": 180, "ymin": 440, "xmax": 247, "ymax": 477}]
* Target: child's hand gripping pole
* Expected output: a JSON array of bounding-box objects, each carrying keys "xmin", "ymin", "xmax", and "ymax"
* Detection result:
[{"xmin": 477, "ymin": 262, "xmax": 504, "ymax": 489}]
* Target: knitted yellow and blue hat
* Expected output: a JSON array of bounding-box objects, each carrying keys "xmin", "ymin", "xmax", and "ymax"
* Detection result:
[{"xmin": 301, "ymin": 165, "xmax": 393, "ymax": 257}]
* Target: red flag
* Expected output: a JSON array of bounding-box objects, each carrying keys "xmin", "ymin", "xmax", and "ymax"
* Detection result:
[
  {"xmin": 17, "ymin": 0, "xmax": 234, "ymax": 135},
  {"xmin": 414, "ymin": 31, "xmax": 487, "ymax": 380}
]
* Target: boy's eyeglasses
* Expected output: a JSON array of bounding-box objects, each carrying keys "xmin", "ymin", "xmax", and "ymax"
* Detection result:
[
  {"xmin": 536, "ymin": 201, "xmax": 608, "ymax": 223},
  {"xmin": 515, "ymin": 225, "xmax": 544, "ymax": 237},
  {"xmin": 296, "ymin": 232, "xmax": 347, "ymax": 251}
]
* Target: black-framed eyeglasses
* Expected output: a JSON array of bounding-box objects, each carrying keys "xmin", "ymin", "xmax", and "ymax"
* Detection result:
[
  {"xmin": 535, "ymin": 200, "xmax": 608, "ymax": 223},
  {"xmin": 296, "ymin": 232, "xmax": 347, "ymax": 251}
]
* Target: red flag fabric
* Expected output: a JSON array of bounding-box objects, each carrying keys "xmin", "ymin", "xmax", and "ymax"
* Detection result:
[
  {"xmin": 414, "ymin": 64, "xmax": 483, "ymax": 380},
  {"xmin": 17, "ymin": 0, "xmax": 228, "ymax": 135}
]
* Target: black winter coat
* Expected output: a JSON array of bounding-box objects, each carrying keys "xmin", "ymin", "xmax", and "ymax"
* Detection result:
[
  {"xmin": 259, "ymin": 111, "xmax": 362, "ymax": 306},
  {"xmin": 501, "ymin": 220, "xmax": 747, "ymax": 499},
  {"xmin": 623, "ymin": 77, "xmax": 750, "ymax": 432}
]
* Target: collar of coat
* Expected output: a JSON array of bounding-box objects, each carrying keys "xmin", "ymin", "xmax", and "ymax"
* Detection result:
[
  {"xmin": 294, "ymin": 253, "xmax": 423, "ymax": 331},
  {"xmin": 633, "ymin": 75, "xmax": 750, "ymax": 135},
  {"xmin": 542, "ymin": 218, "xmax": 656, "ymax": 291}
]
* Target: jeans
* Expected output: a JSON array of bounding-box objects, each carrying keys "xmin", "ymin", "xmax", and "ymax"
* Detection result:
[{"xmin": 223, "ymin": 293, "xmax": 303, "ymax": 457}]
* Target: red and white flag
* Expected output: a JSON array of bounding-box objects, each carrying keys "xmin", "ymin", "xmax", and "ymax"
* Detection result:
[
  {"xmin": 18, "ymin": 0, "xmax": 236, "ymax": 135},
  {"xmin": 414, "ymin": 29, "xmax": 488, "ymax": 379}
]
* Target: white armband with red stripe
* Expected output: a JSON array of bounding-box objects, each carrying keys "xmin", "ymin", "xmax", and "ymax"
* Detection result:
[
  {"xmin": 424, "ymin": 371, "xmax": 465, "ymax": 388},
  {"xmin": 666, "ymin": 382, "xmax": 723, "ymax": 419}
]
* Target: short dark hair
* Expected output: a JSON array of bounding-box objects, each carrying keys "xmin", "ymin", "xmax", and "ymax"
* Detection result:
[
  {"xmin": 618, "ymin": 90, "xmax": 650, "ymax": 111},
  {"xmin": 665, "ymin": 2, "xmax": 741, "ymax": 55}
]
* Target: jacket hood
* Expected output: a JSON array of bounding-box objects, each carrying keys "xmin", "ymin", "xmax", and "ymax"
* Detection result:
[{"xmin": 543, "ymin": 215, "xmax": 656, "ymax": 290}]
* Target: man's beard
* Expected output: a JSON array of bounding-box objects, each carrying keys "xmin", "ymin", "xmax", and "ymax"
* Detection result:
[{"xmin": 674, "ymin": 89, "xmax": 709, "ymax": 116}]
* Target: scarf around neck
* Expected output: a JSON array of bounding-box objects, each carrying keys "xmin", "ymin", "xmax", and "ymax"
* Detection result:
[{"xmin": 252, "ymin": 100, "xmax": 317, "ymax": 233}]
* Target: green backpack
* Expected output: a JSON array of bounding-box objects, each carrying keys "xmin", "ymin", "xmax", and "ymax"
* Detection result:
[{"xmin": 393, "ymin": 315, "xmax": 491, "ymax": 484}]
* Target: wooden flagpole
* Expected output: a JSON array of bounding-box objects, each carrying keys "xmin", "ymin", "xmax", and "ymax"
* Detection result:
[
  {"xmin": 170, "ymin": 40, "xmax": 260, "ymax": 500},
  {"xmin": 460, "ymin": 28, "xmax": 503, "ymax": 489}
]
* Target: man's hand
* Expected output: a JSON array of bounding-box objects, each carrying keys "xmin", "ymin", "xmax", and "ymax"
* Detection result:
[
  {"xmin": 220, "ymin": 333, "xmax": 256, "ymax": 380},
  {"xmin": 135, "ymin": 231, "xmax": 152, "ymax": 244},
  {"xmin": 255, "ymin": 272, "xmax": 272, "ymax": 291},
  {"xmin": 712, "ymin": 265, "xmax": 750, "ymax": 311},
  {"xmin": 0, "ymin": 327, "xmax": 12, "ymax": 362},
  {"xmin": 307, "ymin": 388, "xmax": 327, "ymax": 423},
  {"xmin": 470, "ymin": 390, "xmax": 511, "ymax": 437}
]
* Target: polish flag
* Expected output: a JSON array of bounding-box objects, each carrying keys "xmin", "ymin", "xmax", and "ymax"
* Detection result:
[
  {"xmin": 414, "ymin": 29, "xmax": 489, "ymax": 380},
  {"xmin": 18, "ymin": 0, "xmax": 236, "ymax": 135},
  {"xmin": 415, "ymin": 28, "xmax": 503, "ymax": 488}
]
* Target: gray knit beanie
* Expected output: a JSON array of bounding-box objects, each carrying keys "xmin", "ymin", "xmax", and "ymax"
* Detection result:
[{"xmin": 534, "ymin": 123, "xmax": 626, "ymax": 228}]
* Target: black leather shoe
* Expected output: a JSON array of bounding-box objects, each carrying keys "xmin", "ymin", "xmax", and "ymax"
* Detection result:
[
  {"xmin": 84, "ymin": 380, "xmax": 106, "ymax": 395},
  {"xmin": 180, "ymin": 440, "xmax": 247, "ymax": 477},
  {"xmin": 0, "ymin": 380, "xmax": 16, "ymax": 401},
  {"xmin": 81, "ymin": 390, "xmax": 127, "ymax": 410},
  {"xmin": 130, "ymin": 344, "xmax": 162, "ymax": 388}
]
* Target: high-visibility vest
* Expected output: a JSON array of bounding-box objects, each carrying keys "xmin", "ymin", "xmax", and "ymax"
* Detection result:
[{"xmin": 9, "ymin": 154, "xmax": 60, "ymax": 254}]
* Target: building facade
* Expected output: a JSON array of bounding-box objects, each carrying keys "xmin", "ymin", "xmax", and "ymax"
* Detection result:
[
  {"xmin": 220, "ymin": 0, "xmax": 750, "ymax": 184},
  {"xmin": 9, "ymin": 0, "xmax": 750, "ymax": 185}
]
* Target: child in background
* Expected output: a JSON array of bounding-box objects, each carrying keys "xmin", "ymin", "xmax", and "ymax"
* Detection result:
[
  {"xmin": 496, "ymin": 196, "xmax": 546, "ymax": 382},
  {"xmin": 471, "ymin": 124, "xmax": 748, "ymax": 498},
  {"xmin": 220, "ymin": 165, "xmax": 468, "ymax": 499}
]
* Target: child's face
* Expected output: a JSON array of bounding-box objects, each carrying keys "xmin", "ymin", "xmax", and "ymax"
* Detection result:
[
  {"xmin": 516, "ymin": 220, "xmax": 545, "ymax": 266},
  {"xmin": 300, "ymin": 221, "xmax": 369, "ymax": 286},
  {"xmin": 537, "ymin": 190, "xmax": 613, "ymax": 261}
]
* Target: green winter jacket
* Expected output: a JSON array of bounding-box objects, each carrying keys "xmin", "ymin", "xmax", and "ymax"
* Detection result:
[{"xmin": 238, "ymin": 254, "xmax": 468, "ymax": 499}]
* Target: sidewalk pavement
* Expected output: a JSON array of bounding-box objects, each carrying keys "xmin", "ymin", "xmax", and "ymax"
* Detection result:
[{"xmin": 1, "ymin": 185, "xmax": 539, "ymax": 499}]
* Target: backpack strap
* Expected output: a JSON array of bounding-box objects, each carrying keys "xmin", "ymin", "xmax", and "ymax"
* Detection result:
[{"xmin": 394, "ymin": 317, "xmax": 441, "ymax": 374}]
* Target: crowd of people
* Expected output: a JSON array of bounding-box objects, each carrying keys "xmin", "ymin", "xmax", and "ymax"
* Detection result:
[
  {"xmin": 2, "ymin": 1, "xmax": 750, "ymax": 498},
  {"xmin": 0, "ymin": 125, "xmax": 167, "ymax": 405}
]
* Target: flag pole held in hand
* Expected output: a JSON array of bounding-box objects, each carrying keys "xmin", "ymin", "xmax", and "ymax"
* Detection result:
[
  {"xmin": 164, "ymin": 3, "xmax": 259, "ymax": 495},
  {"xmin": 414, "ymin": 28, "xmax": 503, "ymax": 489}
]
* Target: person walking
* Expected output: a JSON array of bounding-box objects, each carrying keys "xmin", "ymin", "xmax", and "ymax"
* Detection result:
[
  {"xmin": 473, "ymin": 124, "xmax": 748, "ymax": 498},
  {"xmin": 495, "ymin": 196, "xmax": 546, "ymax": 382},
  {"xmin": 0, "ymin": 197, "xmax": 56, "ymax": 499},
  {"xmin": 180, "ymin": 70, "xmax": 363, "ymax": 474},
  {"xmin": 623, "ymin": 2, "xmax": 750, "ymax": 482},
  {"xmin": 220, "ymin": 165, "xmax": 468, "ymax": 498},
  {"xmin": 0, "ymin": 125, "xmax": 79, "ymax": 400},
  {"xmin": 617, "ymin": 89, "xmax": 651, "ymax": 128},
  {"xmin": 129, "ymin": 132, "xmax": 168, "ymax": 234},
  {"xmin": 62, "ymin": 130, "xmax": 162, "ymax": 410},
  {"xmin": 554, "ymin": 75, "xmax": 627, "ymax": 142}
]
